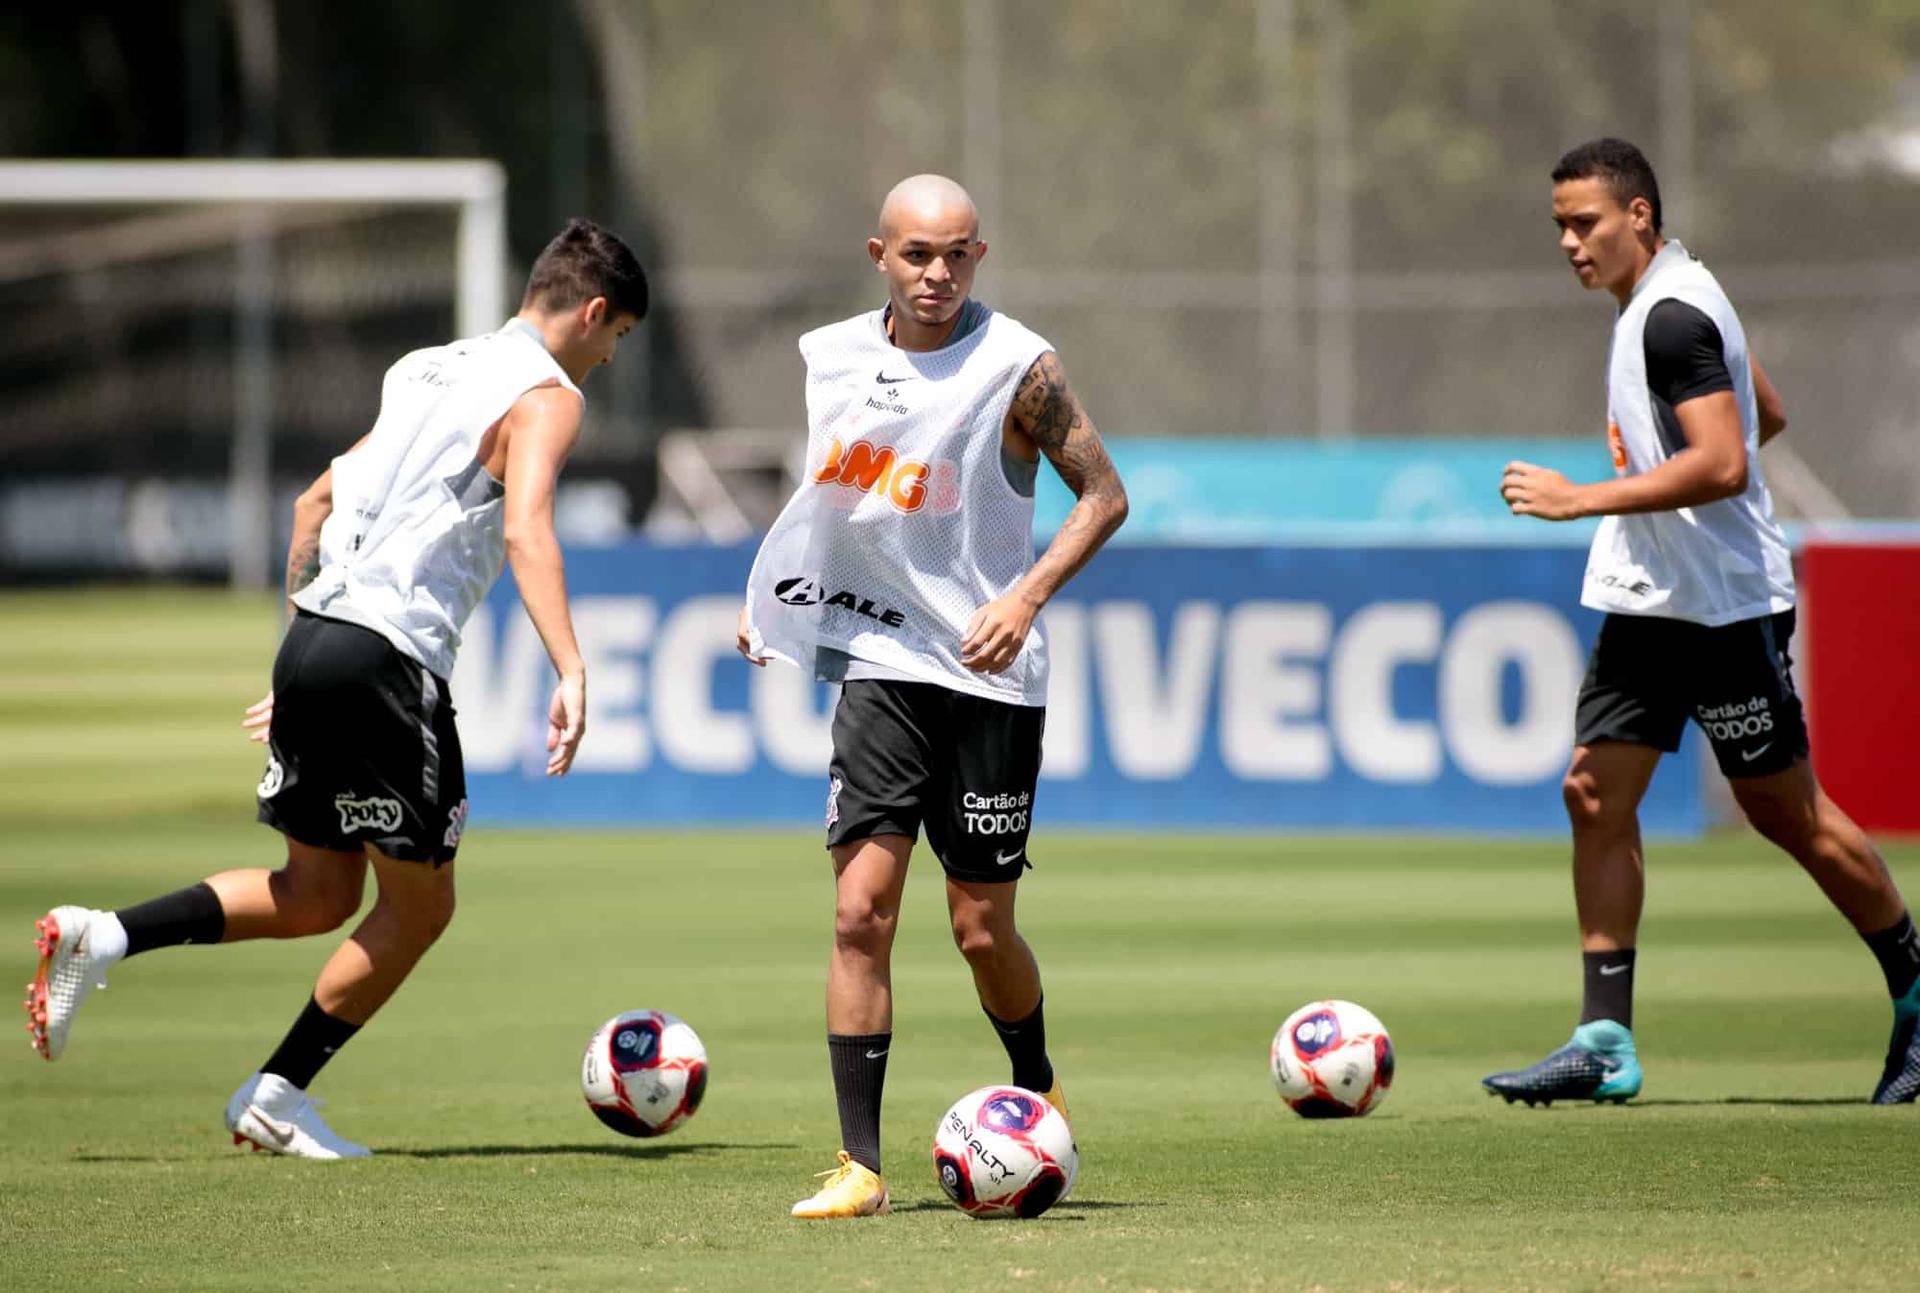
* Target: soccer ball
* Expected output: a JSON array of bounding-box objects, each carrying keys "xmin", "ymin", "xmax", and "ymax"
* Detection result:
[
  {"xmin": 1269, "ymin": 999, "xmax": 1394, "ymax": 1118},
  {"xmin": 580, "ymin": 1009, "xmax": 708, "ymax": 1138},
  {"xmin": 932, "ymin": 1085, "xmax": 1078, "ymax": 1219}
]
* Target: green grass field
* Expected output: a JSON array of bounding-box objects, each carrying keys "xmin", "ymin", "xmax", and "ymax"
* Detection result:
[{"xmin": 2, "ymin": 588, "xmax": 1916, "ymax": 1291}]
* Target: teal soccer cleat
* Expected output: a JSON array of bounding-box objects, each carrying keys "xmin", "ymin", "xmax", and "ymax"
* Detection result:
[
  {"xmin": 1482, "ymin": 1020, "xmax": 1642, "ymax": 1107},
  {"xmin": 1871, "ymin": 980, "xmax": 1920, "ymax": 1105}
]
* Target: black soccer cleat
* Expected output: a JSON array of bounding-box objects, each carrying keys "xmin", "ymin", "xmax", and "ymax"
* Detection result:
[
  {"xmin": 1871, "ymin": 984, "xmax": 1920, "ymax": 1105},
  {"xmin": 1482, "ymin": 1020, "xmax": 1642, "ymax": 1107}
]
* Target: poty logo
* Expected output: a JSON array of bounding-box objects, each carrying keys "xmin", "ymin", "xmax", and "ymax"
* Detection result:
[
  {"xmin": 1291, "ymin": 1010, "xmax": 1343, "ymax": 1058},
  {"xmin": 334, "ymin": 794, "xmax": 403, "ymax": 835},
  {"xmin": 812, "ymin": 438, "xmax": 930, "ymax": 513}
]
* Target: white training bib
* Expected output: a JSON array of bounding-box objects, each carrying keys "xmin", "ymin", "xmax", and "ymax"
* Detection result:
[
  {"xmin": 745, "ymin": 303, "xmax": 1053, "ymax": 706},
  {"xmin": 293, "ymin": 318, "xmax": 580, "ymax": 678},
  {"xmin": 1586, "ymin": 241, "xmax": 1795, "ymax": 626}
]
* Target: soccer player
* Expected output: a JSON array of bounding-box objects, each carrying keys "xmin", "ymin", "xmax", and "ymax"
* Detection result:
[
  {"xmin": 738, "ymin": 174, "xmax": 1128, "ymax": 1216},
  {"xmin": 1487, "ymin": 138, "xmax": 1920, "ymax": 1106},
  {"xmin": 24, "ymin": 218, "xmax": 648, "ymax": 1155}
]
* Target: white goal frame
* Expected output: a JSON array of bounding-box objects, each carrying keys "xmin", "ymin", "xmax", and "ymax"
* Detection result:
[{"xmin": 0, "ymin": 159, "xmax": 508, "ymax": 585}]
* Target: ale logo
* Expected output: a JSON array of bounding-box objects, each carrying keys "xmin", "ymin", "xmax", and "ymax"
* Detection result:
[
  {"xmin": 774, "ymin": 577, "xmax": 826, "ymax": 606},
  {"xmin": 812, "ymin": 438, "xmax": 930, "ymax": 513}
]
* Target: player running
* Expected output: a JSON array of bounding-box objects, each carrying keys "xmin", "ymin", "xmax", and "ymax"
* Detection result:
[
  {"xmin": 1487, "ymin": 138, "xmax": 1920, "ymax": 1106},
  {"xmin": 739, "ymin": 174, "xmax": 1128, "ymax": 1216},
  {"xmin": 25, "ymin": 218, "xmax": 648, "ymax": 1155}
]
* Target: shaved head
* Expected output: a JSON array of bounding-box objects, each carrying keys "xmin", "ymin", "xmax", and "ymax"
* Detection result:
[{"xmin": 878, "ymin": 174, "xmax": 979, "ymax": 242}]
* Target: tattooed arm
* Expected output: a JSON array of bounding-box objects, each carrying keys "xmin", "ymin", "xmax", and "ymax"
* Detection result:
[
  {"xmin": 284, "ymin": 468, "xmax": 333, "ymax": 613},
  {"xmin": 960, "ymin": 351, "xmax": 1128, "ymax": 674},
  {"xmin": 245, "ymin": 434, "xmax": 366, "ymax": 743}
]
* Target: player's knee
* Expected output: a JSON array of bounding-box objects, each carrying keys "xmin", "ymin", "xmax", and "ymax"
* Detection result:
[
  {"xmin": 833, "ymin": 898, "xmax": 895, "ymax": 958},
  {"xmin": 950, "ymin": 913, "xmax": 1005, "ymax": 965},
  {"xmin": 1561, "ymin": 771, "xmax": 1630, "ymax": 837},
  {"xmin": 1738, "ymin": 789, "xmax": 1814, "ymax": 853}
]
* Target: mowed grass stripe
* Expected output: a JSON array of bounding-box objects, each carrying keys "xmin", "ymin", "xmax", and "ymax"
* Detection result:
[{"xmin": 0, "ymin": 587, "xmax": 1916, "ymax": 1291}]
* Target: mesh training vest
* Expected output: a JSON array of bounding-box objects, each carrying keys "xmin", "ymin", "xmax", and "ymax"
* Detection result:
[
  {"xmin": 1586, "ymin": 241, "xmax": 1795, "ymax": 626},
  {"xmin": 745, "ymin": 303, "xmax": 1053, "ymax": 706},
  {"xmin": 293, "ymin": 318, "xmax": 581, "ymax": 678}
]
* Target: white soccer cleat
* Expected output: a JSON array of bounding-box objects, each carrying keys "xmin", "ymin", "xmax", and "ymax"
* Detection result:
[
  {"xmin": 24, "ymin": 906, "xmax": 119, "ymax": 1061},
  {"xmin": 225, "ymin": 1072, "xmax": 372, "ymax": 1160}
]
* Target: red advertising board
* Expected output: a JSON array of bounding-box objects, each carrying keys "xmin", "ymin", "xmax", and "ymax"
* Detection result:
[{"xmin": 1800, "ymin": 540, "xmax": 1920, "ymax": 833}]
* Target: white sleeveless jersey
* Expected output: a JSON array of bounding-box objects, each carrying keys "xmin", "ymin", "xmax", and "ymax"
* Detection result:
[
  {"xmin": 745, "ymin": 303, "xmax": 1054, "ymax": 706},
  {"xmin": 293, "ymin": 318, "xmax": 581, "ymax": 678},
  {"xmin": 1586, "ymin": 241, "xmax": 1795, "ymax": 626}
]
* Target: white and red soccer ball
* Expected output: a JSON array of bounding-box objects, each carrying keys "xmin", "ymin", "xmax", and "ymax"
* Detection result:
[
  {"xmin": 1269, "ymin": 999, "xmax": 1394, "ymax": 1118},
  {"xmin": 580, "ymin": 1009, "xmax": 708, "ymax": 1138},
  {"xmin": 932, "ymin": 1085, "xmax": 1078, "ymax": 1218}
]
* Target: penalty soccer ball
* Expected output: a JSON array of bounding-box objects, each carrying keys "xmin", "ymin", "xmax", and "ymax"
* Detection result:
[
  {"xmin": 1269, "ymin": 999, "xmax": 1395, "ymax": 1118},
  {"xmin": 580, "ymin": 1009, "xmax": 708, "ymax": 1138},
  {"xmin": 932, "ymin": 1085, "xmax": 1078, "ymax": 1219}
]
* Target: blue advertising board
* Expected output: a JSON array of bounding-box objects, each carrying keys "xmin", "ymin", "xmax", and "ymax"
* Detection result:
[{"xmin": 453, "ymin": 542, "xmax": 1702, "ymax": 834}]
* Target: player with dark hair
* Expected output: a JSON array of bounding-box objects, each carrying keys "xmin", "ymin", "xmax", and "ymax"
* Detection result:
[
  {"xmin": 740, "ymin": 174, "xmax": 1127, "ymax": 1216},
  {"xmin": 1487, "ymin": 139, "xmax": 1920, "ymax": 1105},
  {"xmin": 25, "ymin": 218, "xmax": 649, "ymax": 1155}
]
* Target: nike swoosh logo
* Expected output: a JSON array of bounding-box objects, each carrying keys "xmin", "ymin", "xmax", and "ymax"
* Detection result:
[
  {"xmin": 874, "ymin": 369, "xmax": 915, "ymax": 384},
  {"xmin": 995, "ymin": 850, "xmax": 1023, "ymax": 866},
  {"xmin": 1598, "ymin": 963, "xmax": 1630, "ymax": 976},
  {"xmin": 246, "ymin": 1105, "xmax": 295, "ymax": 1147},
  {"xmin": 1741, "ymin": 743, "xmax": 1773, "ymax": 762},
  {"xmin": 864, "ymin": 1049, "xmax": 888, "ymax": 1060}
]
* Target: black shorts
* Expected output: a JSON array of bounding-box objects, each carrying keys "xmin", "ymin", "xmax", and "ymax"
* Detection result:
[
  {"xmin": 254, "ymin": 611, "xmax": 468, "ymax": 864},
  {"xmin": 825, "ymin": 679, "xmax": 1045, "ymax": 884},
  {"xmin": 1575, "ymin": 609, "xmax": 1809, "ymax": 779}
]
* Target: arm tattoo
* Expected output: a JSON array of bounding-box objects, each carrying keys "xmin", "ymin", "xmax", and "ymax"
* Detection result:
[
  {"xmin": 286, "ymin": 539, "xmax": 321, "ymax": 596},
  {"xmin": 1011, "ymin": 353, "xmax": 1128, "ymax": 600},
  {"xmin": 1014, "ymin": 352, "xmax": 1123, "ymax": 507}
]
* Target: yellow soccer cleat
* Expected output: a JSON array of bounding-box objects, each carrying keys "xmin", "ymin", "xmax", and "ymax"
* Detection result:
[
  {"xmin": 790, "ymin": 1150, "xmax": 890, "ymax": 1218},
  {"xmin": 1042, "ymin": 1077, "xmax": 1070, "ymax": 1126}
]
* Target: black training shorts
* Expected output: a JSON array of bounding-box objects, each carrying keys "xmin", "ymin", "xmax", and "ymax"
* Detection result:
[
  {"xmin": 825, "ymin": 678, "xmax": 1045, "ymax": 884},
  {"xmin": 1575, "ymin": 609, "xmax": 1809, "ymax": 779},
  {"xmin": 255, "ymin": 610, "xmax": 469, "ymax": 863}
]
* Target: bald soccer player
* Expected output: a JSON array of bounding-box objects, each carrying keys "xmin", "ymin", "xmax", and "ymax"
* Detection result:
[{"xmin": 740, "ymin": 175, "xmax": 1128, "ymax": 1217}]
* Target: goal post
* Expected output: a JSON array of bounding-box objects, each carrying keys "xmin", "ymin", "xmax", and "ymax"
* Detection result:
[{"xmin": 0, "ymin": 159, "xmax": 508, "ymax": 587}]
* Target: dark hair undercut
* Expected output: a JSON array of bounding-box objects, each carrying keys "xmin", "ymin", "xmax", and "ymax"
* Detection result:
[
  {"xmin": 1552, "ymin": 138, "xmax": 1663, "ymax": 233},
  {"xmin": 522, "ymin": 217, "xmax": 649, "ymax": 321}
]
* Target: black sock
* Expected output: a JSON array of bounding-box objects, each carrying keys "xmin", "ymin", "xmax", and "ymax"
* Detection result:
[
  {"xmin": 1579, "ymin": 949, "xmax": 1636, "ymax": 1029},
  {"xmin": 260, "ymin": 997, "xmax": 362, "ymax": 1091},
  {"xmin": 116, "ymin": 882, "xmax": 226, "ymax": 958},
  {"xmin": 827, "ymin": 1032, "xmax": 889, "ymax": 1173},
  {"xmin": 985, "ymin": 998, "xmax": 1054, "ymax": 1094},
  {"xmin": 1864, "ymin": 911, "xmax": 1920, "ymax": 999}
]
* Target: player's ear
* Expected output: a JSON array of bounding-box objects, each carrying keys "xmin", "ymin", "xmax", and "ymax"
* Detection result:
[
  {"xmin": 582, "ymin": 295, "xmax": 608, "ymax": 328},
  {"xmin": 974, "ymin": 239, "xmax": 988, "ymax": 265},
  {"xmin": 867, "ymin": 237, "xmax": 886, "ymax": 271},
  {"xmin": 1627, "ymin": 196, "xmax": 1653, "ymax": 234}
]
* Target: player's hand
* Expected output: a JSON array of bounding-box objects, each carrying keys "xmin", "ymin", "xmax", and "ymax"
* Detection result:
[
  {"xmin": 241, "ymin": 691, "xmax": 274, "ymax": 744},
  {"xmin": 1502, "ymin": 461, "xmax": 1587, "ymax": 522},
  {"xmin": 961, "ymin": 592, "xmax": 1039, "ymax": 674},
  {"xmin": 736, "ymin": 604, "xmax": 767, "ymax": 666},
  {"xmin": 546, "ymin": 673, "xmax": 586, "ymax": 776}
]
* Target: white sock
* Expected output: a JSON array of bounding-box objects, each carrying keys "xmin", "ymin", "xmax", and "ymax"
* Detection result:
[
  {"xmin": 89, "ymin": 911, "xmax": 129, "ymax": 964},
  {"xmin": 251, "ymin": 1072, "xmax": 304, "ymax": 1111}
]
